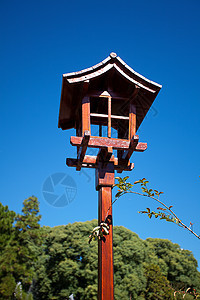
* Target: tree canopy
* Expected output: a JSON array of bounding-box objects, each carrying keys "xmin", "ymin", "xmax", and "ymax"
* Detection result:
[{"xmin": 0, "ymin": 200, "xmax": 199, "ymax": 299}]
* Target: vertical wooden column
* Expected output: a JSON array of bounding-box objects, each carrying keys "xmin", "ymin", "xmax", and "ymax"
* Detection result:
[
  {"xmin": 108, "ymin": 96, "xmax": 112, "ymax": 138},
  {"xmin": 96, "ymin": 162, "xmax": 115, "ymax": 300},
  {"xmin": 82, "ymin": 96, "xmax": 90, "ymax": 135},
  {"xmin": 129, "ymin": 103, "xmax": 136, "ymax": 140}
]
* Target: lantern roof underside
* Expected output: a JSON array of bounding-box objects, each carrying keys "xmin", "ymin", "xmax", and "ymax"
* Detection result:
[{"xmin": 58, "ymin": 52, "xmax": 162, "ymax": 131}]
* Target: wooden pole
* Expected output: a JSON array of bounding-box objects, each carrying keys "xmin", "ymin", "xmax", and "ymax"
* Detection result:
[{"xmin": 96, "ymin": 162, "xmax": 115, "ymax": 300}]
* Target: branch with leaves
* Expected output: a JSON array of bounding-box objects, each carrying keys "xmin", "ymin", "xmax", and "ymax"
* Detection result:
[
  {"xmin": 113, "ymin": 176, "xmax": 200, "ymax": 240},
  {"xmin": 89, "ymin": 176, "xmax": 200, "ymax": 242},
  {"xmin": 88, "ymin": 222, "xmax": 110, "ymax": 243}
]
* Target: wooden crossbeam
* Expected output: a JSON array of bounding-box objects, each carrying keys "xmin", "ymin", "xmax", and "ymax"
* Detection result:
[
  {"xmin": 76, "ymin": 131, "xmax": 90, "ymax": 171},
  {"xmin": 122, "ymin": 135, "xmax": 139, "ymax": 161},
  {"xmin": 70, "ymin": 136, "xmax": 147, "ymax": 151},
  {"xmin": 66, "ymin": 155, "xmax": 134, "ymax": 171},
  {"xmin": 96, "ymin": 147, "xmax": 113, "ymax": 168}
]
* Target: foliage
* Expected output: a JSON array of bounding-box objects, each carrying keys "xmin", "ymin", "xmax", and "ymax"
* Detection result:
[
  {"xmin": 0, "ymin": 197, "xmax": 41, "ymax": 299},
  {"xmin": 33, "ymin": 221, "xmax": 200, "ymax": 299},
  {"xmin": 113, "ymin": 176, "xmax": 200, "ymax": 240},
  {"xmin": 0, "ymin": 202, "xmax": 16, "ymax": 254},
  {"xmin": 1, "ymin": 198, "xmax": 200, "ymax": 299},
  {"xmin": 88, "ymin": 222, "xmax": 110, "ymax": 243},
  {"xmin": 143, "ymin": 263, "xmax": 174, "ymax": 299},
  {"xmin": 33, "ymin": 221, "xmax": 98, "ymax": 300},
  {"xmin": 146, "ymin": 239, "xmax": 200, "ymax": 292}
]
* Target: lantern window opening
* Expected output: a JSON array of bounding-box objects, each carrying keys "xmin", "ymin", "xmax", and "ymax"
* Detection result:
[
  {"xmin": 89, "ymin": 93, "xmax": 132, "ymax": 140},
  {"xmin": 90, "ymin": 124, "xmax": 108, "ymax": 138}
]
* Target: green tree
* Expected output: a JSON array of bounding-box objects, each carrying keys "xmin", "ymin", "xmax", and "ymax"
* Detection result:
[
  {"xmin": 146, "ymin": 238, "xmax": 200, "ymax": 292},
  {"xmin": 0, "ymin": 202, "xmax": 16, "ymax": 254},
  {"xmin": 0, "ymin": 202, "xmax": 17, "ymax": 298},
  {"xmin": 33, "ymin": 221, "xmax": 98, "ymax": 300},
  {"xmin": 0, "ymin": 197, "xmax": 41, "ymax": 299},
  {"xmin": 14, "ymin": 196, "xmax": 42, "ymax": 291},
  {"xmin": 33, "ymin": 221, "xmax": 200, "ymax": 299},
  {"xmin": 143, "ymin": 263, "xmax": 174, "ymax": 299}
]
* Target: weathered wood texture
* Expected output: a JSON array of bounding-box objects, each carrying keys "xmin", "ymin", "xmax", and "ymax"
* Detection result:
[
  {"xmin": 70, "ymin": 136, "xmax": 147, "ymax": 151},
  {"xmin": 122, "ymin": 135, "xmax": 139, "ymax": 162},
  {"xmin": 108, "ymin": 96, "xmax": 112, "ymax": 138},
  {"xmin": 82, "ymin": 96, "xmax": 90, "ymax": 135},
  {"xmin": 59, "ymin": 53, "xmax": 162, "ymax": 131},
  {"xmin": 97, "ymin": 163, "xmax": 114, "ymax": 300},
  {"xmin": 129, "ymin": 103, "xmax": 136, "ymax": 140},
  {"xmin": 66, "ymin": 156, "xmax": 134, "ymax": 172},
  {"xmin": 76, "ymin": 131, "xmax": 90, "ymax": 171}
]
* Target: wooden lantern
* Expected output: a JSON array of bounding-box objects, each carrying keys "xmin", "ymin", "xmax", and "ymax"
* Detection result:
[{"xmin": 58, "ymin": 52, "xmax": 162, "ymax": 300}]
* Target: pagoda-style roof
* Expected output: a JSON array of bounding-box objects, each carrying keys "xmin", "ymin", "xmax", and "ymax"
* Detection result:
[{"xmin": 58, "ymin": 52, "xmax": 162, "ymax": 131}]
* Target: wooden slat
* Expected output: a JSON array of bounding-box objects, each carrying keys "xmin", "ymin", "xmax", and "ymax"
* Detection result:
[
  {"xmin": 66, "ymin": 155, "xmax": 134, "ymax": 171},
  {"xmin": 88, "ymin": 90, "xmax": 129, "ymax": 100},
  {"xmin": 90, "ymin": 113, "xmax": 129, "ymax": 120},
  {"xmin": 70, "ymin": 136, "xmax": 147, "ymax": 152},
  {"xmin": 76, "ymin": 131, "xmax": 90, "ymax": 171}
]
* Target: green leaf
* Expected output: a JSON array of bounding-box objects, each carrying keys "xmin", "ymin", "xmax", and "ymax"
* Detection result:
[{"xmin": 115, "ymin": 192, "xmax": 123, "ymax": 198}]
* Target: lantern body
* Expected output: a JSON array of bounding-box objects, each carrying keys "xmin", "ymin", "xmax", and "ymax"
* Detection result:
[{"xmin": 59, "ymin": 53, "xmax": 161, "ymax": 172}]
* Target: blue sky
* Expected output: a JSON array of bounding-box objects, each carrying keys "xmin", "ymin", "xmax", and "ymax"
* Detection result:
[{"xmin": 1, "ymin": 0, "xmax": 200, "ymax": 267}]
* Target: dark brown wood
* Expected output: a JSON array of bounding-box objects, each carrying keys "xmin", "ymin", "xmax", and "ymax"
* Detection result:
[
  {"xmin": 76, "ymin": 131, "xmax": 90, "ymax": 171},
  {"xmin": 96, "ymin": 147, "xmax": 113, "ymax": 167},
  {"xmin": 59, "ymin": 53, "xmax": 162, "ymax": 131},
  {"xmin": 88, "ymin": 90, "xmax": 129, "ymax": 100},
  {"xmin": 66, "ymin": 155, "xmax": 134, "ymax": 171},
  {"xmin": 96, "ymin": 163, "xmax": 114, "ymax": 300},
  {"xmin": 99, "ymin": 124, "xmax": 102, "ymax": 137},
  {"xmin": 70, "ymin": 136, "xmax": 147, "ymax": 151},
  {"xmin": 122, "ymin": 135, "xmax": 139, "ymax": 161}
]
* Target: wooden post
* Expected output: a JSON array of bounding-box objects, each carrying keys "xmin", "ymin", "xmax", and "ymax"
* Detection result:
[
  {"xmin": 108, "ymin": 96, "xmax": 112, "ymax": 138},
  {"xmin": 82, "ymin": 96, "xmax": 90, "ymax": 135},
  {"xmin": 129, "ymin": 103, "xmax": 136, "ymax": 140},
  {"xmin": 96, "ymin": 162, "xmax": 115, "ymax": 300}
]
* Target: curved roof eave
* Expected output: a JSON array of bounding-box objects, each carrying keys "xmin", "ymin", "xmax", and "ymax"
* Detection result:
[{"xmin": 62, "ymin": 53, "xmax": 162, "ymax": 94}]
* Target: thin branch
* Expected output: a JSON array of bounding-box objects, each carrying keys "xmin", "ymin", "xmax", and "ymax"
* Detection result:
[{"xmin": 126, "ymin": 190, "xmax": 200, "ymax": 240}]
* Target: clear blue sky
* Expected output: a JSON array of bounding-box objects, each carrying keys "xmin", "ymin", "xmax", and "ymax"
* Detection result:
[{"xmin": 1, "ymin": 0, "xmax": 200, "ymax": 267}]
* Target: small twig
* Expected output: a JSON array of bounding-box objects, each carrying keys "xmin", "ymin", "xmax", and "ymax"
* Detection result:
[
  {"xmin": 111, "ymin": 177, "xmax": 200, "ymax": 240},
  {"xmin": 126, "ymin": 190, "xmax": 200, "ymax": 240},
  {"xmin": 89, "ymin": 177, "xmax": 200, "ymax": 243}
]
